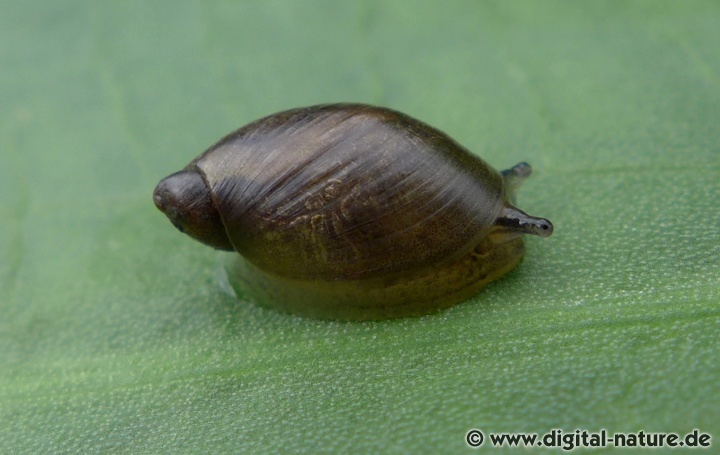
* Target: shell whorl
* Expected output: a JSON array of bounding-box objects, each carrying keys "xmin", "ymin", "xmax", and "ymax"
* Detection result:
[{"xmin": 191, "ymin": 104, "xmax": 506, "ymax": 280}]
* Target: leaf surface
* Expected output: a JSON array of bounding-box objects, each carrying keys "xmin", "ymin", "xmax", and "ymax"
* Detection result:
[{"xmin": 1, "ymin": 1, "xmax": 718, "ymax": 453}]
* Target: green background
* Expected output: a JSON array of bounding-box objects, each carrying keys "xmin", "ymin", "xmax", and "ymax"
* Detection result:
[{"xmin": 2, "ymin": 1, "xmax": 718, "ymax": 453}]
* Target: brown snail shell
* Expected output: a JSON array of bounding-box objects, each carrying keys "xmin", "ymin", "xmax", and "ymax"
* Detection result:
[{"xmin": 153, "ymin": 104, "xmax": 553, "ymax": 320}]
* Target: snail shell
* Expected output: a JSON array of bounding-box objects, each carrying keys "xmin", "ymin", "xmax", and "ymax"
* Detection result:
[{"xmin": 153, "ymin": 104, "xmax": 553, "ymax": 320}]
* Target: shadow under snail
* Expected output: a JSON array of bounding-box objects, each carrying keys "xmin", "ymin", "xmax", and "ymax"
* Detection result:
[{"xmin": 153, "ymin": 103, "xmax": 553, "ymax": 320}]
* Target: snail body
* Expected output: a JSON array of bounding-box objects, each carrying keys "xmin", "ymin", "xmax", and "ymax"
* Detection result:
[{"xmin": 154, "ymin": 104, "xmax": 553, "ymax": 320}]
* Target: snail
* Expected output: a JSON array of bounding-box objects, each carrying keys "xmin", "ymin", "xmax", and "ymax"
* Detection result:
[{"xmin": 153, "ymin": 104, "xmax": 553, "ymax": 320}]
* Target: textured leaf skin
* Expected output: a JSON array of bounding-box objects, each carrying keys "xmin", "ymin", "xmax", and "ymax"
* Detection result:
[{"xmin": 1, "ymin": 1, "xmax": 718, "ymax": 453}]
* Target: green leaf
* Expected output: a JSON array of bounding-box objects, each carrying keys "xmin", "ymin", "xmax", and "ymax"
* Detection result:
[{"xmin": 2, "ymin": 1, "xmax": 718, "ymax": 453}]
